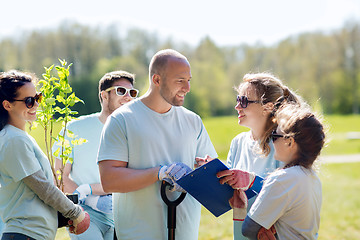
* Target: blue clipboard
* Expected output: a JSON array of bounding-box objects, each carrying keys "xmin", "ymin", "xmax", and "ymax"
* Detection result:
[{"xmin": 177, "ymin": 159, "xmax": 260, "ymax": 217}]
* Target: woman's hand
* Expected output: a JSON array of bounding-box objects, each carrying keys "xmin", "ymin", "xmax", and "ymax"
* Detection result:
[{"xmin": 195, "ymin": 155, "xmax": 214, "ymax": 168}]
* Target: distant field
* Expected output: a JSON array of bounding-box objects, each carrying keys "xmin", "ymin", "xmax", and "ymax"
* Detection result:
[{"xmin": 27, "ymin": 114, "xmax": 360, "ymax": 240}]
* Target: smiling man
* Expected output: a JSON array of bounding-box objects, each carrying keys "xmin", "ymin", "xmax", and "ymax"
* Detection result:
[
  {"xmin": 53, "ymin": 70, "xmax": 138, "ymax": 240},
  {"xmin": 98, "ymin": 49, "xmax": 217, "ymax": 240}
]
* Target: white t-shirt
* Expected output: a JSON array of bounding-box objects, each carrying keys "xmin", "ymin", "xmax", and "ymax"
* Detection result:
[
  {"xmin": 249, "ymin": 166, "xmax": 322, "ymax": 240},
  {"xmin": 53, "ymin": 113, "xmax": 103, "ymax": 186},
  {"xmin": 52, "ymin": 113, "xmax": 113, "ymax": 226},
  {"xmin": 227, "ymin": 131, "xmax": 282, "ymax": 240},
  {"xmin": 0, "ymin": 125, "xmax": 57, "ymax": 240},
  {"xmin": 98, "ymin": 99, "xmax": 217, "ymax": 240}
]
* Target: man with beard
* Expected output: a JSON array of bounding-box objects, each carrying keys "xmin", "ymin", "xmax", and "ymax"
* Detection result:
[
  {"xmin": 98, "ymin": 49, "xmax": 217, "ymax": 240},
  {"xmin": 53, "ymin": 70, "xmax": 138, "ymax": 240}
]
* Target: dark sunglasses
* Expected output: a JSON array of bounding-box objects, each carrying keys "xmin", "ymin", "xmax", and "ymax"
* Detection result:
[
  {"xmin": 105, "ymin": 86, "xmax": 139, "ymax": 98},
  {"xmin": 13, "ymin": 92, "xmax": 42, "ymax": 109},
  {"xmin": 271, "ymin": 130, "xmax": 286, "ymax": 142},
  {"xmin": 236, "ymin": 95, "xmax": 260, "ymax": 108}
]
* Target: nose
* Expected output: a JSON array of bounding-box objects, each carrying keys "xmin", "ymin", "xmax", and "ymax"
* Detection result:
[
  {"xmin": 235, "ymin": 101, "xmax": 242, "ymax": 110},
  {"xmin": 183, "ymin": 80, "xmax": 190, "ymax": 93},
  {"xmin": 123, "ymin": 92, "xmax": 132, "ymax": 101}
]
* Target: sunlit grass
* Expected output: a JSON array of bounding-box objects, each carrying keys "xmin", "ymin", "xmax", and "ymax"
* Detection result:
[{"xmin": 317, "ymin": 162, "xmax": 360, "ymax": 239}]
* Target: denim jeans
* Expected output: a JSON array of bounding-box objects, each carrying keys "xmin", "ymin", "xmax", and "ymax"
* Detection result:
[{"xmin": 2, "ymin": 233, "xmax": 36, "ymax": 240}]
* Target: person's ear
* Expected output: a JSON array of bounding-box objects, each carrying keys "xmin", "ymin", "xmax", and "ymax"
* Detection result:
[
  {"xmin": 263, "ymin": 102, "xmax": 274, "ymax": 115},
  {"xmin": 152, "ymin": 74, "xmax": 161, "ymax": 86},
  {"xmin": 287, "ymin": 137, "xmax": 296, "ymax": 148},
  {"xmin": 100, "ymin": 91, "xmax": 108, "ymax": 102},
  {"xmin": 2, "ymin": 100, "xmax": 12, "ymax": 111}
]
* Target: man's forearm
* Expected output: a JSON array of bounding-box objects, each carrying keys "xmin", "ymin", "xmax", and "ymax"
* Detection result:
[
  {"xmin": 89, "ymin": 183, "xmax": 108, "ymax": 195},
  {"xmin": 99, "ymin": 160, "xmax": 160, "ymax": 193}
]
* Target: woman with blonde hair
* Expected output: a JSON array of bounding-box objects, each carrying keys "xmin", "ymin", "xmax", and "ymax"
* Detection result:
[{"xmin": 209, "ymin": 72, "xmax": 303, "ymax": 239}]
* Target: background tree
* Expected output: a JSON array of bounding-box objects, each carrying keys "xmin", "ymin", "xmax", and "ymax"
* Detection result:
[{"xmin": 1, "ymin": 20, "xmax": 359, "ymax": 116}]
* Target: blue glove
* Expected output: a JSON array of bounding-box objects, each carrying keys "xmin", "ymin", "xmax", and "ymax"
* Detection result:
[
  {"xmin": 158, "ymin": 162, "xmax": 192, "ymax": 192},
  {"xmin": 85, "ymin": 194, "xmax": 113, "ymax": 214},
  {"xmin": 73, "ymin": 184, "xmax": 92, "ymax": 204}
]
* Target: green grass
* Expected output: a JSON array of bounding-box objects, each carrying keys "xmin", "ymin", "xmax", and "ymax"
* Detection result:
[
  {"xmin": 317, "ymin": 162, "xmax": 360, "ymax": 239},
  {"xmin": 27, "ymin": 114, "xmax": 360, "ymax": 240},
  {"xmin": 321, "ymin": 115, "xmax": 360, "ymax": 155}
]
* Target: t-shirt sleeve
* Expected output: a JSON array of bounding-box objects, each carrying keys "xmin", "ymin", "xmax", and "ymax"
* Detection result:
[
  {"xmin": 226, "ymin": 137, "xmax": 238, "ymax": 168},
  {"xmin": 97, "ymin": 114, "xmax": 128, "ymax": 163},
  {"xmin": 2, "ymin": 136, "xmax": 41, "ymax": 182},
  {"xmin": 248, "ymin": 173, "xmax": 289, "ymax": 229}
]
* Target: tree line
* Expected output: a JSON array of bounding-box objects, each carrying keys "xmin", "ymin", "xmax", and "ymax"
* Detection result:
[{"xmin": 0, "ymin": 20, "xmax": 359, "ymax": 116}]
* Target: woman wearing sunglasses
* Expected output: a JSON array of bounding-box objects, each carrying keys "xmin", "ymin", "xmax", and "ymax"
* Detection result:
[
  {"xmin": 204, "ymin": 72, "xmax": 303, "ymax": 239},
  {"xmin": 242, "ymin": 103, "xmax": 325, "ymax": 239},
  {"xmin": 0, "ymin": 70, "xmax": 90, "ymax": 240}
]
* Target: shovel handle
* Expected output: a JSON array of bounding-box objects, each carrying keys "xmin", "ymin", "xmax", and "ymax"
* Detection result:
[
  {"xmin": 161, "ymin": 180, "xmax": 186, "ymax": 240},
  {"xmin": 160, "ymin": 181, "xmax": 186, "ymax": 206}
]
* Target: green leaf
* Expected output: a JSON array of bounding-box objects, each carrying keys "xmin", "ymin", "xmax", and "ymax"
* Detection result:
[
  {"xmin": 53, "ymin": 148, "xmax": 60, "ymax": 157},
  {"xmin": 45, "ymin": 98, "xmax": 56, "ymax": 104}
]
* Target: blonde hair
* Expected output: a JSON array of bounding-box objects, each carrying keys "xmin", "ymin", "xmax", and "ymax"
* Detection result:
[{"xmin": 237, "ymin": 72, "xmax": 303, "ymax": 155}]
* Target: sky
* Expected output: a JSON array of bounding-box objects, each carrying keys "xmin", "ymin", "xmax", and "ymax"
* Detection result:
[{"xmin": 1, "ymin": 0, "xmax": 360, "ymax": 46}]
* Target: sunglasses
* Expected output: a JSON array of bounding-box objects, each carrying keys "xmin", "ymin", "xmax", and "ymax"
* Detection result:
[
  {"xmin": 13, "ymin": 92, "xmax": 42, "ymax": 109},
  {"xmin": 236, "ymin": 95, "xmax": 260, "ymax": 108},
  {"xmin": 105, "ymin": 86, "xmax": 139, "ymax": 98},
  {"xmin": 271, "ymin": 130, "xmax": 286, "ymax": 142}
]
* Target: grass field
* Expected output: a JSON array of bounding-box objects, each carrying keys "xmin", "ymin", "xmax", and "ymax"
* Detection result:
[{"xmin": 27, "ymin": 114, "xmax": 360, "ymax": 239}]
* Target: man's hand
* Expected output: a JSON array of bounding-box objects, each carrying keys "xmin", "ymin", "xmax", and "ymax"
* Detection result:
[
  {"xmin": 217, "ymin": 169, "xmax": 255, "ymax": 190},
  {"xmin": 68, "ymin": 208, "xmax": 90, "ymax": 235},
  {"xmin": 158, "ymin": 162, "xmax": 192, "ymax": 192},
  {"xmin": 73, "ymin": 184, "xmax": 92, "ymax": 204}
]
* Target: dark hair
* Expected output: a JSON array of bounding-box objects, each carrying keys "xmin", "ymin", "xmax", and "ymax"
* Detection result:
[
  {"xmin": 98, "ymin": 70, "xmax": 135, "ymax": 103},
  {"xmin": 238, "ymin": 72, "xmax": 303, "ymax": 155},
  {"xmin": 0, "ymin": 70, "xmax": 35, "ymax": 130},
  {"xmin": 275, "ymin": 104, "xmax": 326, "ymax": 169}
]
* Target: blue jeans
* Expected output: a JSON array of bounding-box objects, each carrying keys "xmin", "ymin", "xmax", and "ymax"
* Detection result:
[{"xmin": 2, "ymin": 233, "xmax": 36, "ymax": 240}]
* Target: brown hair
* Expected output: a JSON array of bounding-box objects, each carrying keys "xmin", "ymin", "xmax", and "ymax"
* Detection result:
[
  {"xmin": 275, "ymin": 104, "xmax": 325, "ymax": 169},
  {"xmin": 0, "ymin": 70, "xmax": 35, "ymax": 130},
  {"xmin": 98, "ymin": 70, "xmax": 135, "ymax": 103},
  {"xmin": 237, "ymin": 72, "xmax": 303, "ymax": 155}
]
